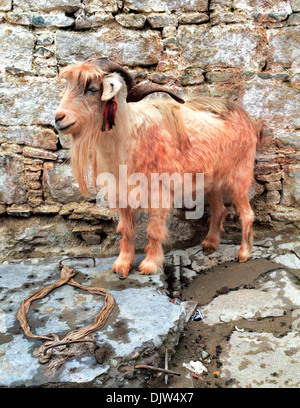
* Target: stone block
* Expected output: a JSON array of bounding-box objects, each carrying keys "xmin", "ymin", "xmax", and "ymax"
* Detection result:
[
  {"xmin": 147, "ymin": 13, "xmax": 178, "ymax": 28},
  {"xmin": 56, "ymin": 25, "xmax": 163, "ymax": 66},
  {"xmin": 240, "ymin": 77, "xmax": 300, "ymax": 131},
  {"xmin": 13, "ymin": 0, "xmax": 82, "ymax": 12},
  {"xmin": 267, "ymin": 26, "xmax": 300, "ymax": 71},
  {"xmin": 5, "ymin": 12, "xmax": 74, "ymax": 27},
  {"xmin": 0, "ymin": 0, "xmax": 11, "ymax": 11},
  {"xmin": 291, "ymin": 0, "xmax": 300, "ymax": 11},
  {"xmin": 84, "ymin": 0, "xmax": 118, "ymax": 13},
  {"xmin": 115, "ymin": 13, "xmax": 146, "ymax": 28},
  {"xmin": 0, "ymin": 77, "xmax": 59, "ymax": 127},
  {"xmin": 0, "ymin": 126, "xmax": 57, "ymax": 151},
  {"xmin": 266, "ymin": 190, "xmax": 281, "ymax": 204},
  {"xmin": 281, "ymin": 164, "xmax": 300, "ymax": 207},
  {"xmin": 177, "ymin": 12, "xmax": 209, "ymax": 24},
  {"xmin": 0, "ymin": 24, "xmax": 34, "ymax": 74},
  {"xmin": 43, "ymin": 162, "xmax": 83, "ymax": 205},
  {"xmin": 177, "ymin": 24, "xmax": 267, "ymax": 71},
  {"xmin": 124, "ymin": 0, "xmax": 208, "ymax": 13},
  {"xmin": 0, "ymin": 154, "xmax": 26, "ymax": 205},
  {"xmin": 211, "ymin": 0, "xmax": 292, "ymax": 24},
  {"xmin": 23, "ymin": 146, "xmax": 57, "ymax": 161},
  {"xmin": 265, "ymin": 181, "xmax": 282, "ymax": 191}
]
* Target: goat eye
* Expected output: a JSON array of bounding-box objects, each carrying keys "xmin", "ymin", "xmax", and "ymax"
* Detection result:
[{"xmin": 86, "ymin": 86, "xmax": 98, "ymax": 94}]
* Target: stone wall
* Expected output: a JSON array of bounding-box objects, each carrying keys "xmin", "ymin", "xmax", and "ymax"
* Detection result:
[{"xmin": 0, "ymin": 0, "xmax": 299, "ymax": 260}]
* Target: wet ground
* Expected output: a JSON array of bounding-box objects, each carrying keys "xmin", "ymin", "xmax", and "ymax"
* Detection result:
[
  {"xmin": 0, "ymin": 233, "xmax": 299, "ymax": 388},
  {"xmin": 147, "ymin": 235, "xmax": 300, "ymax": 388}
]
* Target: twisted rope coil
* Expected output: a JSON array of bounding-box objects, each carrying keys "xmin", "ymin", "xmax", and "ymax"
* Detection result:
[{"xmin": 17, "ymin": 263, "xmax": 115, "ymax": 364}]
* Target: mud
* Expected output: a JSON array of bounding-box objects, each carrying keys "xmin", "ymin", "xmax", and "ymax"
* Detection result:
[{"xmin": 147, "ymin": 258, "xmax": 300, "ymax": 388}]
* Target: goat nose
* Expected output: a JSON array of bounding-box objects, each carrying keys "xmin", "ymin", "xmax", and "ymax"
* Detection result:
[{"xmin": 55, "ymin": 112, "xmax": 65, "ymax": 123}]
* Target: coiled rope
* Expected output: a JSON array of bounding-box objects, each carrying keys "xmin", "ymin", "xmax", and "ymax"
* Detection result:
[{"xmin": 17, "ymin": 259, "xmax": 115, "ymax": 364}]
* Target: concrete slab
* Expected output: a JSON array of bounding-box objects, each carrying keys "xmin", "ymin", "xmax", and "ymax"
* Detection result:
[
  {"xmin": 220, "ymin": 331, "xmax": 300, "ymax": 388},
  {"xmin": 0, "ymin": 256, "xmax": 185, "ymax": 387},
  {"xmin": 201, "ymin": 269, "xmax": 300, "ymax": 325}
]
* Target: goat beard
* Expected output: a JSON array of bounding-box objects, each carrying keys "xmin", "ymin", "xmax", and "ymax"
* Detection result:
[{"xmin": 101, "ymin": 98, "xmax": 118, "ymax": 132}]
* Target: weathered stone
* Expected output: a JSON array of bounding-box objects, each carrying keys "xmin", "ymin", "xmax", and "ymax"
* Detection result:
[
  {"xmin": 240, "ymin": 77, "xmax": 300, "ymax": 131},
  {"xmin": 255, "ymin": 171, "xmax": 283, "ymax": 183},
  {"xmin": 27, "ymin": 197, "xmax": 43, "ymax": 208},
  {"xmin": 84, "ymin": 0, "xmax": 118, "ymax": 13},
  {"xmin": 181, "ymin": 68, "xmax": 205, "ymax": 86},
  {"xmin": 115, "ymin": 13, "xmax": 146, "ymax": 28},
  {"xmin": 6, "ymin": 206, "xmax": 31, "ymax": 217},
  {"xmin": 56, "ymin": 25, "xmax": 163, "ymax": 66},
  {"xmin": 267, "ymin": 27, "xmax": 300, "ymax": 71},
  {"xmin": 177, "ymin": 12, "xmax": 209, "ymax": 24},
  {"xmin": 177, "ymin": 24, "xmax": 267, "ymax": 71},
  {"xmin": 58, "ymin": 133, "xmax": 72, "ymax": 150},
  {"xmin": 23, "ymin": 146, "xmax": 57, "ymax": 161},
  {"xmin": 266, "ymin": 190, "xmax": 281, "ymax": 204},
  {"xmin": 0, "ymin": 24, "xmax": 34, "ymax": 74},
  {"xmin": 211, "ymin": 0, "xmax": 292, "ymax": 24},
  {"xmin": 43, "ymin": 162, "xmax": 83, "ymax": 205},
  {"xmin": 278, "ymin": 131, "xmax": 300, "ymax": 149},
  {"xmin": 81, "ymin": 232, "xmax": 101, "ymax": 245},
  {"xmin": 210, "ymin": 4, "xmax": 248, "ymax": 25},
  {"xmin": 0, "ymin": 0, "xmax": 11, "ymax": 11},
  {"xmin": 24, "ymin": 158, "xmax": 44, "ymax": 171},
  {"xmin": 0, "ymin": 126, "xmax": 57, "ymax": 151},
  {"xmin": 0, "ymin": 143, "xmax": 23, "ymax": 154},
  {"xmin": 33, "ymin": 47, "xmax": 54, "ymax": 58},
  {"xmin": 274, "ymin": 253, "xmax": 300, "ymax": 269},
  {"xmin": 288, "ymin": 13, "xmax": 300, "ymax": 25},
  {"xmin": 220, "ymin": 331, "xmax": 300, "ymax": 388},
  {"xmin": 13, "ymin": 0, "xmax": 82, "ymax": 13},
  {"xmin": 201, "ymin": 270, "xmax": 300, "ymax": 325},
  {"xmin": 255, "ymin": 161, "xmax": 281, "ymax": 175},
  {"xmin": 270, "ymin": 209, "xmax": 300, "ymax": 222},
  {"xmin": 147, "ymin": 13, "xmax": 178, "ymax": 28},
  {"xmin": 0, "ymin": 154, "xmax": 26, "ymax": 205},
  {"xmin": 124, "ymin": 0, "xmax": 208, "ymax": 12},
  {"xmin": 57, "ymin": 150, "xmax": 71, "ymax": 162},
  {"xmin": 0, "ymin": 77, "xmax": 59, "ymax": 127},
  {"xmin": 291, "ymin": 0, "xmax": 300, "ymax": 11},
  {"xmin": 265, "ymin": 181, "xmax": 282, "ymax": 191},
  {"xmin": 162, "ymin": 25, "xmax": 177, "ymax": 38},
  {"xmin": 5, "ymin": 12, "xmax": 74, "ymax": 27},
  {"xmin": 249, "ymin": 178, "xmax": 265, "ymax": 201},
  {"xmin": 25, "ymin": 171, "xmax": 41, "ymax": 182},
  {"xmin": 31, "ymin": 204, "xmax": 61, "ymax": 214},
  {"xmin": 205, "ymin": 70, "xmax": 235, "ymax": 83},
  {"xmin": 26, "ymin": 182, "xmax": 42, "ymax": 192},
  {"xmin": 281, "ymin": 164, "xmax": 300, "ymax": 207},
  {"xmin": 75, "ymin": 11, "xmax": 114, "ymax": 29},
  {"xmin": 0, "ymin": 256, "xmax": 185, "ymax": 387}
]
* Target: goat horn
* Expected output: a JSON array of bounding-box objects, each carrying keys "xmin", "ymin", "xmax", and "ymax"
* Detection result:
[
  {"xmin": 126, "ymin": 83, "xmax": 185, "ymax": 104},
  {"xmin": 95, "ymin": 57, "xmax": 136, "ymax": 92}
]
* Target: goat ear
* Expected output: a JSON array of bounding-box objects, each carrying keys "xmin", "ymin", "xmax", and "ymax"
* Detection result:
[{"xmin": 101, "ymin": 74, "xmax": 123, "ymax": 101}]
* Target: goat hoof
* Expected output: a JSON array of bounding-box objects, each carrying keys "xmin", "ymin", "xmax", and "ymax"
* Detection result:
[
  {"xmin": 202, "ymin": 239, "xmax": 218, "ymax": 255},
  {"xmin": 139, "ymin": 259, "xmax": 161, "ymax": 275},
  {"xmin": 116, "ymin": 270, "xmax": 127, "ymax": 279},
  {"xmin": 238, "ymin": 249, "xmax": 251, "ymax": 263},
  {"xmin": 203, "ymin": 247, "xmax": 215, "ymax": 255},
  {"xmin": 112, "ymin": 261, "xmax": 131, "ymax": 279}
]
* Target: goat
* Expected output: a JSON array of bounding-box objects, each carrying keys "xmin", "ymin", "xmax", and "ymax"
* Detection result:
[{"xmin": 55, "ymin": 57, "xmax": 264, "ymax": 279}]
